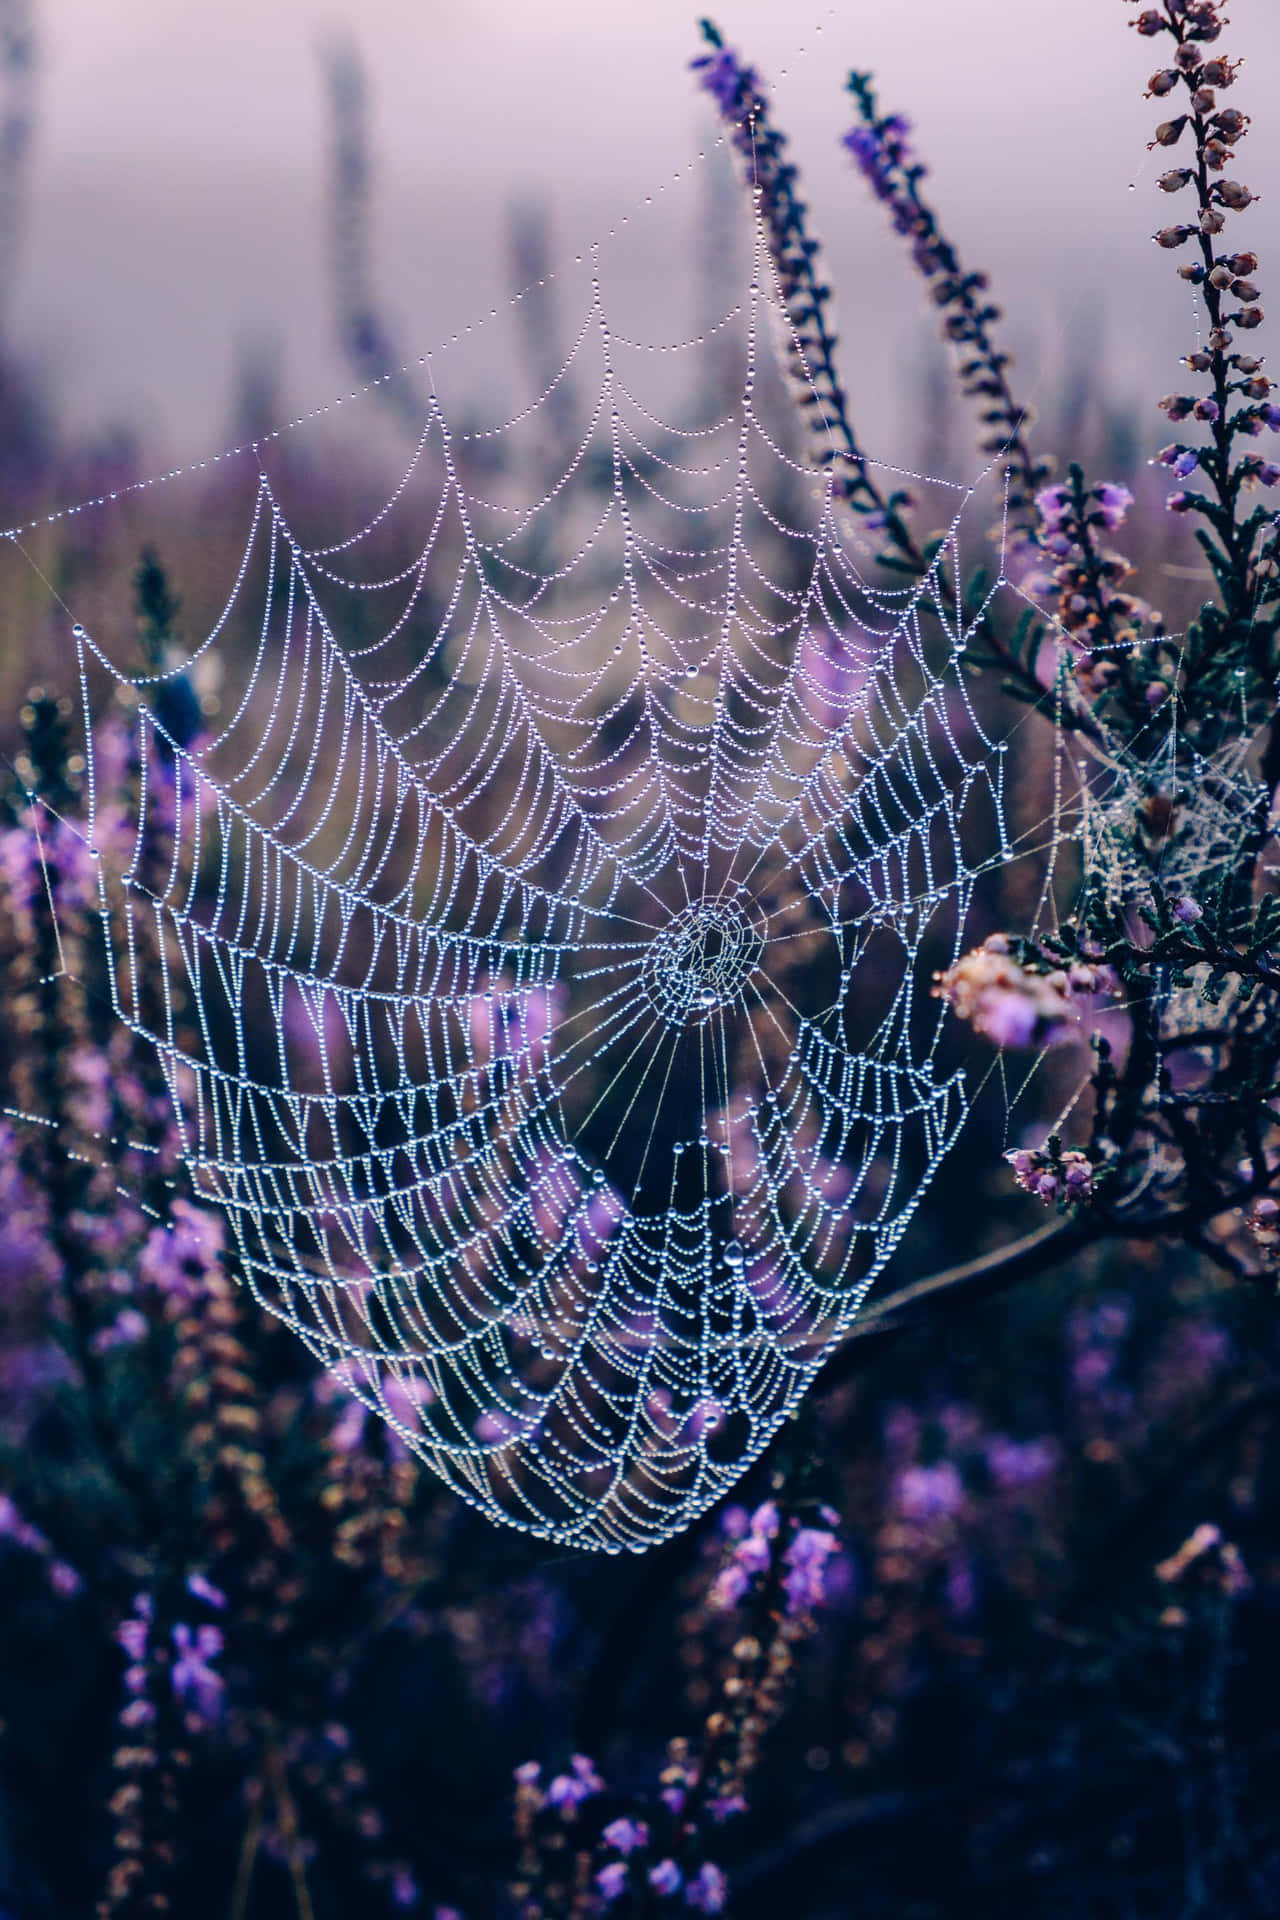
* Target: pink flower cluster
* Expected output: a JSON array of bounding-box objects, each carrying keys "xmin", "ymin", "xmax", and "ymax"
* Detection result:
[
  {"xmin": 543, "ymin": 1752, "xmax": 604, "ymax": 1814},
  {"xmin": 1007, "ymin": 1146, "xmax": 1096, "ymax": 1205},
  {"xmin": 934, "ymin": 936, "xmax": 1113, "ymax": 1051},
  {"xmin": 781, "ymin": 1527, "xmax": 841, "ymax": 1616},
  {"xmin": 709, "ymin": 1500, "xmax": 841, "ymax": 1618},
  {"xmin": 708, "ymin": 1498, "xmax": 780, "ymax": 1609}
]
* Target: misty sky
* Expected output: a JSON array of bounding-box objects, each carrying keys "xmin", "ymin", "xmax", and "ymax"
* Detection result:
[{"xmin": 6, "ymin": 0, "xmax": 1280, "ymax": 474}]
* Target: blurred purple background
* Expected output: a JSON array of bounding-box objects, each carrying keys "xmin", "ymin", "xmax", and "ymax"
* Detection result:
[{"xmin": 9, "ymin": 0, "xmax": 1279, "ymax": 474}]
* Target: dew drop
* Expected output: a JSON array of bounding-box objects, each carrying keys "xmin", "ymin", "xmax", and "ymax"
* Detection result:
[
  {"xmin": 72, "ymin": 623, "xmax": 86, "ymax": 638},
  {"xmin": 723, "ymin": 1239, "xmax": 745, "ymax": 1270}
]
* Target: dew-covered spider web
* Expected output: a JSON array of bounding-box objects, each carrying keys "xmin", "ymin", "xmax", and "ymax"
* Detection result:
[{"xmin": 2, "ymin": 201, "xmax": 1019, "ymax": 1551}]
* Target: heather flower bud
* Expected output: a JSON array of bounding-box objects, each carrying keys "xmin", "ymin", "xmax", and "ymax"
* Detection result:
[
  {"xmin": 1199, "ymin": 59, "xmax": 1232, "ymax": 87},
  {"xmin": 1200, "ymin": 208, "xmax": 1227, "ymax": 234},
  {"xmin": 1208, "ymin": 263, "xmax": 1236, "ymax": 289},
  {"xmin": 1158, "ymin": 169, "xmax": 1194, "ymax": 192},
  {"xmin": 1149, "ymin": 68, "xmax": 1180, "ymax": 96},
  {"xmin": 1158, "ymin": 393, "xmax": 1195, "ymax": 419},
  {"xmin": 1226, "ymin": 252, "xmax": 1258, "ymax": 275},
  {"xmin": 1184, "ymin": 350, "xmax": 1214, "ymax": 371},
  {"xmin": 1174, "ymin": 44, "xmax": 1202, "ymax": 71},
  {"xmin": 1155, "ymin": 225, "xmax": 1195, "ymax": 248},
  {"xmin": 1233, "ymin": 355, "xmax": 1264, "ymax": 373},
  {"xmin": 1172, "ymin": 896, "xmax": 1203, "ymax": 923},
  {"xmin": 1177, "ymin": 262, "xmax": 1205, "ymax": 282},
  {"xmin": 1214, "ymin": 109, "xmax": 1248, "ymax": 141},
  {"xmin": 1134, "ymin": 8, "xmax": 1167, "ymax": 33},
  {"xmin": 1192, "ymin": 87, "xmax": 1216, "ymax": 113},
  {"xmin": 1154, "ymin": 117, "xmax": 1189, "ymax": 146},
  {"xmin": 1231, "ymin": 279, "xmax": 1260, "ymax": 302},
  {"xmin": 1207, "ymin": 327, "xmax": 1231, "ymax": 352},
  {"xmin": 1204, "ymin": 139, "xmax": 1232, "ymax": 171},
  {"xmin": 1234, "ymin": 306, "xmax": 1265, "ymax": 330},
  {"xmin": 1193, "ymin": 397, "xmax": 1220, "ymax": 421},
  {"xmin": 1214, "ymin": 181, "xmax": 1254, "ymax": 210}
]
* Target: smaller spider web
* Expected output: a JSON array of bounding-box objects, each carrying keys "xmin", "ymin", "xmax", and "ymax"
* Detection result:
[{"xmin": 22, "ymin": 216, "xmax": 1015, "ymax": 1551}]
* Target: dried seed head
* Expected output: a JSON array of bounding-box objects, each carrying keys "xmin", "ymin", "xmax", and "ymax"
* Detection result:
[
  {"xmin": 1154, "ymin": 116, "xmax": 1189, "ymax": 146},
  {"xmin": 1215, "ymin": 180, "xmax": 1254, "ymax": 210},
  {"xmin": 1149, "ymin": 68, "xmax": 1180, "ymax": 96}
]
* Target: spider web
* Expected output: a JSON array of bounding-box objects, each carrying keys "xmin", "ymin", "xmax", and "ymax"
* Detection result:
[{"xmin": 5, "ymin": 208, "xmax": 1016, "ymax": 1552}]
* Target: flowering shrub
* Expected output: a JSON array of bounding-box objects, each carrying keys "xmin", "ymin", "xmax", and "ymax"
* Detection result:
[{"xmin": 0, "ymin": 2, "xmax": 1278, "ymax": 1916}]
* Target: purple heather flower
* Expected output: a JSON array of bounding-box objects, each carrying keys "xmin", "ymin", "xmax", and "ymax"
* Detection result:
[
  {"xmin": 596, "ymin": 1863, "xmax": 629, "ymax": 1904},
  {"xmin": 691, "ymin": 44, "xmax": 760, "ymax": 120},
  {"xmin": 117, "ymin": 1604, "xmax": 151, "ymax": 1664},
  {"xmin": 782, "ymin": 1527, "xmax": 840, "ymax": 1616},
  {"xmin": 686, "ymin": 1863, "xmax": 728, "ymax": 1914},
  {"xmin": 92, "ymin": 1308, "xmax": 149, "ymax": 1353},
  {"xmin": 986, "ymin": 1435, "xmax": 1057, "ymax": 1489},
  {"xmin": 708, "ymin": 1792, "xmax": 747, "ymax": 1823},
  {"xmin": 720, "ymin": 1503, "xmax": 750, "ymax": 1540},
  {"xmin": 735, "ymin": 1531, "xmax": 772, "ymax": 1575},
  {"xmin": 709, "ymin": 1562, "xmax": 751, "ymax": 1610},
  {"xmin": 603, "ymin": 1817, "xmax": 649, "ymax": 1855},
  {"xmin": 649, "ymin": 1860, "xmax": 683, "ymax": 1896},
  {"xmin": 389, "ymin": 1867, "xmax": 421, "ymax": 1909},
  {"xmin": 514, "ymin": 1761, "xmax": 541, "ymax": 1785},
  {"xmin": 171, "ymin": 1622, "xmax": 224, "ymax": 1720},
  {"xmin": 546, "ymin": 1753, "xmax": 603, "ymax": 1811},
  {"xmin": 1174, "ymin": 449, "xmax": 1201, "ymax": 478},
  {"xmin": 186, "ymin": 1571, "xmax": 227, "ymax": 1610},
  {"xmin": 48, "ymin": 1560, "xmax": 84, "ymax": 1598},
  {"xmin": 1035, "ymin": 485, "xmax": 1071, "ymax": 529},
  {"xmin": 749, "ymin": 1500, "xmax": 780, "ymax": 1538},
  {"xmin": 1096, "ymin": 482, "xmax": 1134, "ymax": 528},
  {"xmin": 897, "ymin": 1460, "xmax": 964, "ymax": 1523},
  {"xmin": 1173, "ymin": 896, "xmax": 1203, "ymax": 923}
]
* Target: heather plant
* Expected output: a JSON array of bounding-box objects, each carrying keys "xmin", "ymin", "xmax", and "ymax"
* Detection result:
[{"xmin": 0, "ymin": 1, "xmax": 1278, "ymax": 1917}]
